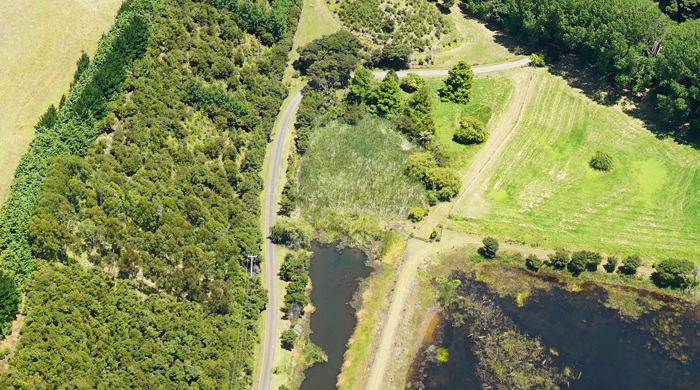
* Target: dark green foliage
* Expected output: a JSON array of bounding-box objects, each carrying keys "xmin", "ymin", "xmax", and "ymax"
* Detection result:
[
  {"xmin": 0, "ymin": 262, "xmax": 263, "ymax": 388},
  {"xmin": 603, "ymin": 256, "xmax": 619, "ymax": 273},
  {"xmin": 439, "ymin": 61, "xmax": 474, "ymax": 104},
  {"xmin": 397, "ymin": 84, "xmax": 436, "ymax": 140},
  {"xmin": 294, "ymin": 91, "xmax": 324, "ymax": 153},
  {"xmin": 279, "ymin": 251, "xmax": 311, "ymax": 319},
  {"xmin": 71, "ymin": 52, "xmax": 91, "ymax": 88},
  {"xmin": 409, "ymin": 207, "xmax": 425, "ymax": 222},
  {"xmin": 270, "ymin": 218, "xmax": 312, "ymax": 249},
  {"xmin": 548, "ymin": 251, "xmax": 570, "ymax": 270},
  {"xmin": 652, "ymin": 258, "xmax": 696, "ymax": 289},
  {"xmin": 659, "ymin": 0, "xmax": 700, "ymax": 21},
  {"xmin": 209, "ymin": 0, "xmax": 291, "ymax": 40},
  {"xmin": 620, "ymin": 255, "xmax": 642, "ymax": 275},
  {"xmin": 366, "ymin": 72, "xmax": 403, "ymax": 117},
  {"xmin": 371, "ymin": 43, "xmax": 412, "ymax": 69},
  {"xmin": 461, "ymin": 0, "xmax": 700, "ymax": 135},
  {"xmin": 564, "ymin": 250, "xmax": 603, "ymax": 274},
  {"xmin": 0, "ymin": 271, "xmax": 20, "ymax": 337},
  {"xmin": 525, "ymin": 254, "xmax": 543, "ymax": 271},
  {"xmin": 281, "ymin": 329, "xmax": 298, "ymax": 350},
  {"xmin": 480, "ymin": 237, "xmax": 499, "ymax": 259},
  {"xmin": 293, "ymin": 30, "xmax": 364, "ymax": 93},
  {"xmin": 400, "ymin": 73, "xmax": 426, "ymax": 93},
  {"xmin": 0, "ymin": 0, "xmax": 302, "ymax": 384},
  {"xmin": 34, "ymin": 104, "xmax": 58, "ymax": 131},
  {"xmin": 589, "ymin": 150, "xmax": 614, "ymax": 171},
  {"xmin": 454, "ymin": 115, "xmax": 487, "ymax": 144}
]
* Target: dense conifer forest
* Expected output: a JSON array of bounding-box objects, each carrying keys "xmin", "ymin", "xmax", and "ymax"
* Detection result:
[{"xmin": 0, "ymin": 0, "xmax": 300, "ymax": 387}]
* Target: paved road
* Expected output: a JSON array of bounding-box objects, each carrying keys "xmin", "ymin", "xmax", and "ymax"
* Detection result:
[
  {"xmin": 258, "ymin": 90, "xmax": 303, "ymax": 390},
  {"xmin": 257, "ymin": 56, "xmax": 531, "ymax": 390},
  {"xmin": 372, "ymin": 57, "xmax": 531, "ymax": 79}
]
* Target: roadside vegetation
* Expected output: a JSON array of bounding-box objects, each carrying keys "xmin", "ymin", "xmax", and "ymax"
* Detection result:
[{"xmin": 1, "ymin": 0, "xmax": 302, "ymax": 387}]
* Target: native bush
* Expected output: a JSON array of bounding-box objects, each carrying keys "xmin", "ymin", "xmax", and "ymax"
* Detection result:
[
  {"xmin": 454, "ymin": 116, "xmax": 487, "ymax": 144},
  {"xmin": 652, "ymin": 258, "xmax": 696, "ymax": 289},
  {"xmin": 590, "ymin": 150, "xmax": 614, "ymax": 171}
]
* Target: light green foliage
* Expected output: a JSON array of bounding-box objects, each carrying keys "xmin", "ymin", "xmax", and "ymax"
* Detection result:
[
  {"xmin": 271, "ymin": 218, "xmax": 312, "ymax": 249},
  {"xmin": 404, "ymin": 152, "xmax": 438, "ymax": 181},
  {"xmin": 400, "ymin": 73, "xmax": 426, "ymax": 93},
  {"xmin": 366, "ymin": 72, "xmax": 403, "ymax": 117},
  {"xmin": 452, "ymin": 73, "xmax": 700, "ymax": 261},
  {"xmin": 435, "ymin": 276, "xmax": 461, "ymax": 307},
  {"xmin": 409, "ymin": 207, "xmax": 425, "ymax": 222},
  {"xmin": 454, "ymin": 115, "xmax": 487, "ymax": 144},
  {"xmin": 590, "ymin": 150, "xmax": 614, "ymax": 171},
  {"xmin": 347, "ymin": 65, "xmax": 374, "ymax": 104},
  {"xmin": 299, "ymin": 116, "xmax": 426, "ymax": 219},
  {"xmin": 652, "ymin": 258, "xmax": 696, "ymax": 289},
  {"xmin": 530, "ymin": 53, "xmax": 545, "ymax": 67},
  {"xmin": 439, "ymin": 61, "xmax": 474, "ymax": 104},
  {"xmin": 424, "ymin": 167, "xmax": 461, "ymax": 200},
  {"xmin": 436, "ymin": 348, "xmax": 449, "ymax": 363}
]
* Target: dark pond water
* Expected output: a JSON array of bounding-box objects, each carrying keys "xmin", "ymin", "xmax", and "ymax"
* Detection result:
[
  {"xmin": 411, "ymin": 277, "xmax": 700, "ymax": 390},
  {"xmin": 300, "ymin": 242, "xmax": 372, "ymax": 390}
]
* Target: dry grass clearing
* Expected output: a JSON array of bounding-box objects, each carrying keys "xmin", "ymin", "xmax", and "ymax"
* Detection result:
[
  {"xmin": 452, "ymin": 69, "xmax": 700, "ymax": 261},
  {"xmin": 0, "ymin": 0, "xmax": 123, "ymax": 202}
]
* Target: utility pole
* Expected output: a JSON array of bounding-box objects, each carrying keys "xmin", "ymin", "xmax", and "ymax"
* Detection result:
[{"xmin": 247, "ymin": 255, "xmax": 257, "ymax": 278}]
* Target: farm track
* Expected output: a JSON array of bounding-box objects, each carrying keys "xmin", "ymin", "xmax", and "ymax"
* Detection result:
[{"xmin": 258, "ymin": 59, "xmax": 533, "ymax": 390}]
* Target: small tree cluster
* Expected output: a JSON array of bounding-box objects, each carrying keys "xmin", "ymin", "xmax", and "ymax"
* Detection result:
[
  {"xmin": 409, "ymin": 207, "xmax": 425, "ymax": 222},
  {"xmin": 480, "ymin": 237, "xmax": 499, "ymax": 259},
  {"xmin": 454, "ymin": 116, "xmax": 487, "ymax": 144},
  {"xmin": 652, "ymin": 258, "xmax": 696, "ymax": 289},
  {"xmin": 270, "ymin": 218, "xmax": 312, "ymax": 249},
  {"xmin": 526, "ymin": 254, "xmax": 543, "ymax": 271},
  {"xmin": 404, "ymin": 153, "xmax": 461, "ymax": 201},
  {"xmin": 281, "ymin": 329, "xmax": 298, "ymax": 350},
  {"xmin": 400, "ymin": 73, "xmax": 426, "ymax": 93},
  {"xmin": 589, "ymin": 150, "xmax": 614, "ymax": 171},
  {"xmin": 280, "ymin": 251, "xmax": 312, "ymax": 319}
]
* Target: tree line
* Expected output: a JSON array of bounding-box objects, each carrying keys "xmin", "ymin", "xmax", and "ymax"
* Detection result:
[
  {"xmin": 461, "ymin": 0, "xmax": 700, "ymax": 136},
  {"xmin": 1, "ymin": 0, "xmax": 302, "ymax": 387}
]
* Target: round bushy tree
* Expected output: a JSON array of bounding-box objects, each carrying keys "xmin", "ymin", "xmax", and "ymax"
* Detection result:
[
  {"xmin": 526, "ymin": 254, "xmax": 543, "ymax": 271},
  {"xmin": 652, "ymin": 258, "xmax": 696, "ymax": 289},
  {"xmin": 620, "ymin": 255, "xmax": 642, "ymax": 275},
  {"xmin": 603, "ymin": 256, "xmax": 619, "ymax": 273},
  {"xmin": 400, "ymin": 73, "xmax": 426, "ymax": 93},
  {"xmin": 438, "ymin": 61, "xmax": 474, "ymax": 104},
  {"xmin": 590, "ymin": 150, "xmax": 614, "ymax": 171},
  {"xmin": 409, "ymin": 207, "xmax": 425, "ymax": 222},
  {"xmin": 281, "ymin": 329, "xmax": 297, "ymax": 350},
  {"xmin": 481, "ymin": 237, "xmax": 499, "ymax": 259},
  {"xmin": 454, "ymin": 116, "xmax": 487, "ymax": 144},
  {"xmin": 0, "ymin": 271, "xmax": 20, "ymax": 330},
  {"xmin": 548, "ymin": 251, "xmax": 570, "ymax": 270},
  {"xmin": 568, "ymin": 251, "xmax": 588, "ymax": 275}
]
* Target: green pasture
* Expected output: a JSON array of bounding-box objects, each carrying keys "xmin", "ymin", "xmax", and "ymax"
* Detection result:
[
  {"xmin": 452, "ymin": 70, "xmax": 700, "ymax": 262},
  {"xmin": 298, "ymin": 116, "xmax": 426, "ymax": 220}
]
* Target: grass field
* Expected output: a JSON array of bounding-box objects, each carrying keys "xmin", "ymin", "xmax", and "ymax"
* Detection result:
[
  {"xmin": 0, "ymin": 0, "xmax": 123, "ymax": 202},
  {"xmin": 451, "ymin": 69, "xmax": 700, "ymax": 261},
  {"xmin": 299, "ymin": 116, "xmax": 426, "ymax": 220},
  {"xmin": 425, "ymin": 76, "xmax": 513, "ymax": 170},
  {"xmin": 421, "ymin": 5, "xmax": 517, "ymax": 68}
]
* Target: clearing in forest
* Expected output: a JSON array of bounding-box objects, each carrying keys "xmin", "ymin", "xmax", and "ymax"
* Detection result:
[
  {"xmin": 298, "ymin": 116, "xmax": 426, "ymax": 220},
  {"xmin": 451, "ymin": 69, "xmax": 700, "ymax": 261},
  {"xmin": 0, "ymin": 0, "xmax": 123, "ymax": 202}
]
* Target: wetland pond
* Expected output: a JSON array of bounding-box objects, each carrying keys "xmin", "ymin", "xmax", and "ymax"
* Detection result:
[
  {"xmin": 300, "ymin": 242, "xmax": 372, "ymax": 390},
  {"xmin": 409, "ymin": 269, "xmax": 700, "ymax": 390}
]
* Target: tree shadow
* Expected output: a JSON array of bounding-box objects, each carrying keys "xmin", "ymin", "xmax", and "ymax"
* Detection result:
[{"xmin": 454, "ymin": 5, "xmax": 700, "ymax": 149}]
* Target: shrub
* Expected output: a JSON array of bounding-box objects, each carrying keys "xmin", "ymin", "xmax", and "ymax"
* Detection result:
[
  {"xmin": 270, "ymin": 218, "xmax": 312, "ymax": 249},
  {"xmin": 424, "ymin": 168, "xmax": 461, "ymax": 200},
  {"xmin": 454, "ymin": 116, "xmax": 487, "ymax": 144},
  {"xmin": 603, "ymin": 256, "xmax": 619, "ymax": 273},
  {"xmin": 530, "ymin": 53, "xmax": 546, "ymax": 67},
  {"xmin": 409, "ymin": 207, "xmax": 425, "ymax": 222},
  {"xmin": 400, "ymin": 73, "xmax": 426, "ymax": 93},
  {"xmin": 589, "ymin": 150, "xmax": 614, "ymax": 171},
  {"xmin": 620, "ymin": 255, "xmax": 641, "ymax": 275},
  {"xmin": 281, "ymin": 329, "xmax": 298, "ymax": 350},
  {"xmin": 480, "ymin": 237, "xmax": 499, "ymax": 259},
  {"xmin": 526, "ymin": 254, "xmax": 543, "ymax": 271},
  {"xmin": 652, "ymin": 258, "xmax": 696, "ymax": 289},
  {"xmin": 548, "ymin": 251, "xmax": 570, "ymax": 270}
]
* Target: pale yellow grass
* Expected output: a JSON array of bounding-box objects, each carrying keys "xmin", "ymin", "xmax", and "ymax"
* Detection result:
[{"xmin": 0, "ymin": 0, "xmax": 123, "ymax": 202}]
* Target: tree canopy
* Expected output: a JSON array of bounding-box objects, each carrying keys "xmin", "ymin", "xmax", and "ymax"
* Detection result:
[{"xmin": 439, "ymin": 61, "xmax": 474, "ymax": 104}]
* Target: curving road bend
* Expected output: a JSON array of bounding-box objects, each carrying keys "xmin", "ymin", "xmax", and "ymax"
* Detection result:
[
  {"xmin": 258, "ymin": 90, "xmax": 303, "ymax": 390},
  {"xmin": 257, "ymin": 57, "xmax": 530, "ymax": 390}
]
